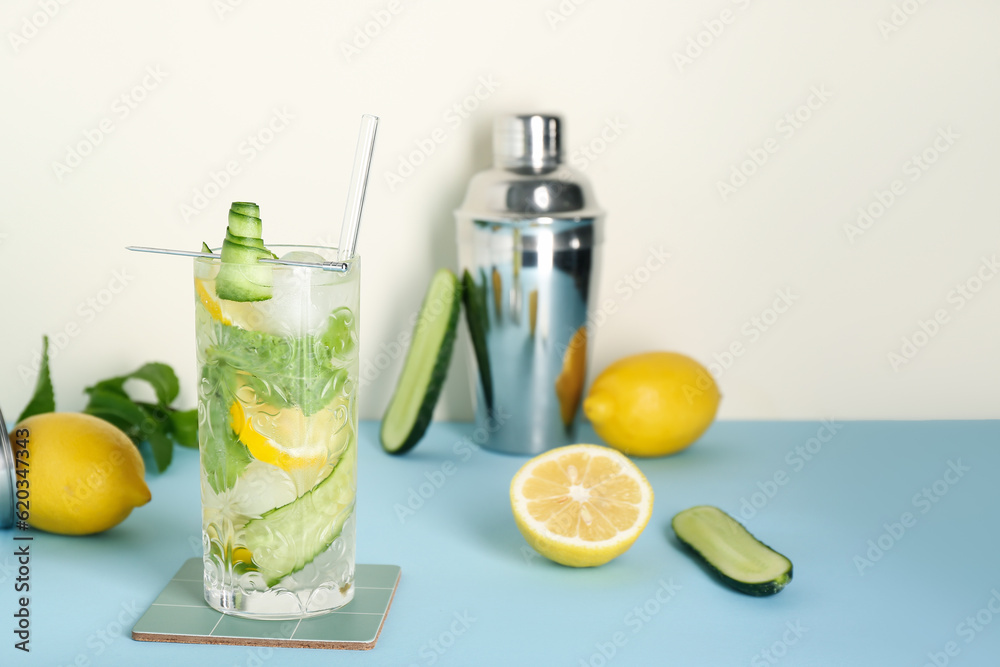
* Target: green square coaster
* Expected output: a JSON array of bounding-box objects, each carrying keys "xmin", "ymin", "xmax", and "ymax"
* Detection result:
[{"xmin": 132, "ymin": 558, "xmax": 400, "ymax": 650}]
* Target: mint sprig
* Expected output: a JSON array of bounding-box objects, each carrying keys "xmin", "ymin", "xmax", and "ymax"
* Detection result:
[
  {"xmin": 83, "ymin": 362, "xmax": 198, "ymax": 472},
  {"xmin": 17, "ymin": 337, "xmax": 197, "ymax": 473}
]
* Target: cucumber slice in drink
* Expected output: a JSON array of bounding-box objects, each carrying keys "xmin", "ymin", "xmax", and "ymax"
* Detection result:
[
  {"xmin": 215, "ymin": 201, "xmax": 273, "ymax": 302},
  {"xmin": 672, "ymin": 505, "xmax": 793, "ymax": 596},
  {"xmin": 243, "ymin": 444, "xmax": 356, "ymax": 586},
  {"xmin": 380, "ymin": 269, "xmax": 461, "ymax": 454}
]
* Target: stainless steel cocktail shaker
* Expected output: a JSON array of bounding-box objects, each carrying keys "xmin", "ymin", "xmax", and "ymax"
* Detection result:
[{"xmin": 455, "ymin": 114, "xmax": 603, "ymax": 455}]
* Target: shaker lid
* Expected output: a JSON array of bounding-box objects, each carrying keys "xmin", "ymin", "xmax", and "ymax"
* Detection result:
[
  {"xmin": 494, "ymin": 115, "xmax": 562, "ymax": 171},
  {"xmin": 0, "ymin": 404, "xmax": 14, "ymax": 529}
]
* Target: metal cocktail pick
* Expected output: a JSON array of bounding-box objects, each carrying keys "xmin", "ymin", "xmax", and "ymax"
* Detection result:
[{"xmin": 126, "ymin": 113, "xmax": 380, "ymax": 272}]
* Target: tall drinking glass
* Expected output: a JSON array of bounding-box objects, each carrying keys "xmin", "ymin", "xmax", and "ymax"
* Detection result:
[{"xmin": 193, "ymin": 245, "xmax": 360, "ymax": 619}]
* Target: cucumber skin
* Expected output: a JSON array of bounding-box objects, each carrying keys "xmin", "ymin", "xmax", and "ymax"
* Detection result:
[
  {"xmin": 230, "ymin": 202, "xmax": 260, "ymax": 217},
  {"xmin": 461, "ymin": 270, "xmax": 493, "ymax": 411},
  {"xmin": 228, "ymin": 210, "xmax": 263, "ymax": 238},
  {"xmin": 672, "ymin": 508, "xmax": 793, "ymax": 597},
  {"xmin": 216, "ymin": 239, "xmax": 272, "ymax": 302},
  {"xmin": 380, "ymin": 270, "xmax": 462, "ymax": 455},
  {"xmin": 214, "ymin": 201, "xmax": 272, "ymax": 302}
]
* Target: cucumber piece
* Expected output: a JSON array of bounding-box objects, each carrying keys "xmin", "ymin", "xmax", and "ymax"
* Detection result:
[
  {"xmin": 215, "ymin": 201, "xmax": 273, "ymax": 302},
  {"xmin": 225, "ymin": 229, "xmax": 265, "ymax": 249},
  {"xmin": 243, "ymin": 443, "xmax": 356, "ymax": 586},
  {"xmin": 228, "ymin": 210, "xmax": 263, "ymax": 239},
  {"xmin": 201, "ymin": 242, "xmax": 213, "ymax": 254},
  {"xmin": 380, "ymin": 269, "xmax": 461, "ymax": 454},
  {"xmin": 461, "ymin": 270, "xmax": 493, "ymax": 410},
  {"xmin": 230, "ymin": 201, "xmax": 260, "ymax": 217},
  {"xmin": 216, "ymin": 240, "xmax": 272, "ymax": 302},
  {"xmin": 672, "ymin": 505, "xmax": 792, "ymax": 596}
]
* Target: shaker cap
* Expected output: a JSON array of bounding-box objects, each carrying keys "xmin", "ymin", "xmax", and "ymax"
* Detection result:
[
  {"xmin": 494, "ymin": 114, "xmax": 562, "ymax": 171},
  {"xmin": 0, "ymin": 405, "xmax": 13, "ymax": 529}
]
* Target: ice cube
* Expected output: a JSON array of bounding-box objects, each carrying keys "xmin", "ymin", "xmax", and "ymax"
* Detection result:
[
  {"xmin": 254, "ymin": 251, "xmax": 330, "ymax": 337},
  {"xmin": 280, "ymin": 250, "xmax": 328, "ymax": 265}
]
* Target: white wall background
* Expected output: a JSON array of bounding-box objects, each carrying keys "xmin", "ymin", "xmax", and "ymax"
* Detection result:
[{"xmin": 2, "ymin": 0, "xmax": 998, "ymax": 422}]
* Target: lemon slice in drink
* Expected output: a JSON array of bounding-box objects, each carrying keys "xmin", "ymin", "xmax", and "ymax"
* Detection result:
[
  {"xmin": 229, "ymin": 400, "xmax": 334, "ymax": 472},
  {"xmin": 195, "ymin": 278, "xmax": 231, "ymax": 324},
  {"xmin": 195, "ymin": 277, "xmax": 262, "ymax": 330},
  {"xmin": 510, "ymin": 444, "xmax": 654, "ymax": 567}
]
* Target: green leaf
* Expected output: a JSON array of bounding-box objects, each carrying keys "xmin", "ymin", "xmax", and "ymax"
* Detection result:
[
  {"xmin": 86, "ymin": 362, "xmax": 180, "ymax": 406},
  {"xmin": 146, "ymin": 429, "xmax": 174, "ymax": 473},
  {"xmin": 17, "ymin": 336, "xmax": 56, "ymax": 422},
  {"xmin": 321, "ymin": 307, "xmax": 357, "ymax": 358},
  {"xmin": 207, "ymin": 320, "xmax": 347, "ymax": 416},
  {"xmin": 83, "ymin": 389, "xmax": 150, "ymax": 431},
  {"xmin": 169, "ymin": 409, "xmax": 199, "ymax": 448},
  {"xmin": 201, "ymin": 365, "xmax": 251, "ymax": 493}
]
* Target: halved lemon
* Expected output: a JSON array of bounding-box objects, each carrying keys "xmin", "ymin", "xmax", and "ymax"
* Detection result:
[{"xmin": 510, "ymin": 444, "xmax": 654, "ymax": 567}]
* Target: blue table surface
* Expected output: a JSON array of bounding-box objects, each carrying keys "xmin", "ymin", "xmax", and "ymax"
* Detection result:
[{"xmin": 3, "ymin": 420, "xmax": 999, "ymax": 666}]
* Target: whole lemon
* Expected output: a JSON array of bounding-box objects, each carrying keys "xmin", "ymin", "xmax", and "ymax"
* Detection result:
[
  {"xmin": 13, "ymin": 413, "xmax": 151, "ymax": 535},
  {"xmin": 583, "ymin": 352, "xmax": 721, "ymax": 457}
]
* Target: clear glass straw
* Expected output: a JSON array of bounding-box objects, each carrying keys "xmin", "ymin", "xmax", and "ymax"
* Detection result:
[{"xmin": 338, "ymin": 114, "xmax": 379, "ymax": 261}]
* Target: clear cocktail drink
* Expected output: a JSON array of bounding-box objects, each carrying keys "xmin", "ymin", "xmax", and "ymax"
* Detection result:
[{"xmin": 194, "ymin": 245, "xmax": 359, "ymax": 619}]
